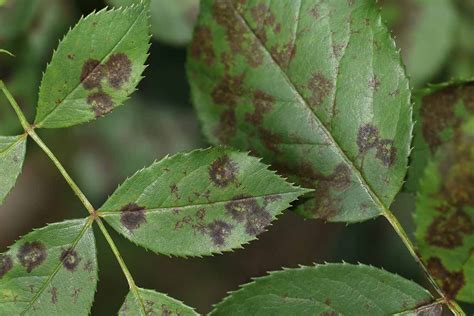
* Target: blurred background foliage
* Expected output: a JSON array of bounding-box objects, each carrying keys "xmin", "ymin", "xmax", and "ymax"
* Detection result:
[{"xmin": 0, "ymin": 0, "xmax": 473, "ymax": 314}]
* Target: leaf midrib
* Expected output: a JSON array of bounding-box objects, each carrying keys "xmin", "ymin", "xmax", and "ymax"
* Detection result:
[
  {"xmin": 21, "ymin": 220, "xmax": 92, "ymax": 315},
  {"xmin": 226, "ymin": 0, "xmax": 389, "ymax": 215},
  {"xmin": 98, "ymin": 191, "xmax": 301, "ymax": 215},
  {"xmin": 36, "ymin": 5, "xmax": 146, "ymax": 127}
]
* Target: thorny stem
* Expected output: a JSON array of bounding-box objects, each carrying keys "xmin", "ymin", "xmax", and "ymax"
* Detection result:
[
  {"xmin": 0, "ymin": 80, "xmax": 466, "ymax": 315},
  {"xmin": 383, "ymin": 210, "xmax": 465, "ymax": 316},
  {"xmin": 1, "ymin": 80, "xmax": 147, "ymax": 316}
]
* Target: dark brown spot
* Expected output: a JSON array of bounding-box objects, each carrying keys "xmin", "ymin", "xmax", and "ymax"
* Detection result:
[
  {"xmin": 120, "ymin": 203, "xmax": 147, "ymax": 231},
  {"xmin": 331, "ymin": 164, "xmax": 351, "ymax": 191},
  {"xmin": 209, "ymin": 155, "xmax": 238, "ymax": 187},
  {"xmin": 245, "ymin": 90, "xmax": 274, "ymax": 125},
  {"xmin": 225, "ymin": 195, "xmax": 273, "ymax": 236},
  {"xmin": 0, "ymin": 254, "xmax": 13, "ymax": 278},
  {"xmin": 212, "ymin": 73, "xmax": 245, "ymax": 143},
  {"xmin": 427, "ymin": 257, "xmax": 464, "ymax": 299},
  {"xmin": 105, "ymin": 53, "xmax": 132, "ymax": 89},
  {"xmin": 357, "ymin": 124, "xmax": 379, "ymax": 153},
  {"xmin": 80, "ymin": 59, "xmax": 106, "ymax": 90},
  {"xmin": 308, "ymin": 73, "xmax": 333, "ymax": 108},
  {"xmin": 170, "ymin": 184, "xmax": 180, "ymax": 199},
  {"xmin": 60, "ymin": 248, "xmax": 81, "ymax": 272},
  {"xmin": 71, "ymin": 288, "xmax": 81, "ymax": 304},
  {"xmin": 212, "ymin": 1, "xmax": 263, "ymax": 67},
  {"xmin": 67, "ymin": 54, "xmax": 75, "ymax": 60},
  {"xmin": 17, "ymin": 241, "xmax": 47, "ymax": 273},
  {"xmin": 190, "ymin": 26, "xmax": 215, "ymax": 65},
  {"xmin": 321, "ymin": 312, "xmax": 340, "ymax": 316},
  {"xmin": 270, "ymin": 42, "xmax": 296, "ymax": 68},
  {"xmin": 426, "ymin": 211, "xmax": 473, "ymax": 248},
  {"xmin": 259, "ymin": 127, "xmax": 282, "ymax": 154},
  {"xmin": 207, "ymin": 220, "xmax": 233, "ymax": 246},
  {"xmin": 49, "ymin": 287, "xmax": 58, "ymax": 304},
  {"xmin": 84, "ymin": 260, "xmax": 94, "ymax": 273},
  {"xmin": 87, "ymin": 92, "xmax": 114, "ymax": 117},
  {"xmin": 375, "ymin": 139, "xmax": 397, "ymax": 166}
]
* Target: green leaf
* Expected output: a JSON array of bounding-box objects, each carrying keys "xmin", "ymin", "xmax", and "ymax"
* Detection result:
[
  {"xmin": 380, "ymin": 0, "xmax": 458, "ymax": 87},
  {"xmin": 187, "ymin": 0, "xmax": 412, "ymax": 222},
  {"xmin": 99, "ymin": 147, "xmax": 309, "ymax": 256},
  {"xmin": 210, "ymin": 263, "xmax": 434, "ymax": 316},
  {"xmin": 406, "ymin": 80, "xmax": 474, "ymax": 193},
  {"xmin": 108, "ymin": 0, "xmax": 199, "ymax": 46},
  {"xmin": 0, "ymin": 135, "xmax": 27, "ymax": 205},
  {"xmin": 34, "ymin": 3, "xmax": 151, "ymax": 128},
  {"xmin": 0, "ymin": 219, "xmax": 98, "ymax": 314},
  {"xmin": 119, "ymin": 288, "xmax": 198, "ymax": 315},
  {"xmin": 414, "ymin": 117, "xmax": 474, "ymax": 303}
]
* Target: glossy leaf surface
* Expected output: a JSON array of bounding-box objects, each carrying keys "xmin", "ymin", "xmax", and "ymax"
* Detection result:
[
  {"xmin": 0, "ymin": 219, "xmax": 98, "ymax": 315},
  {"xmin": 188, "ymin": 0, "xmax": 412, "ymax": 222},
  {"xmin": 100, "ymin": 147, "xmax": 309, "ymax": 256},
  {"xmin": 35, "ymin": 3, "xmax": 150, "ymax": 128},
  {"xmin": 210, "ymin": 264, "xmax": 434, "ymax": 315}
]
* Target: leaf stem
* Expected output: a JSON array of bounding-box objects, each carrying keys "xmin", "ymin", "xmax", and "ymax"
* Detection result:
[
  {"xmin": 1, "ymin": 80, "xmax": 147, "ymax": 314},
  {"xmin": 0, "ymin": 80, "xmax": 31, "ymax": 132},
  {"xmin": 383, "ymin": 209, "xmax": 465, "ymax": 316},
  {"xmin": 96, "ymin": 218, "xmax": 147, "ymax": 315}
]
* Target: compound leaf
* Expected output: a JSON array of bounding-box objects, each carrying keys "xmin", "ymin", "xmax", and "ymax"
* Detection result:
[
  {"xmin": 414, "ymin": 117, "xmax": 474, "ymax": 303},
  {"xmin": 34, "ymin": 2, "xmax": 150, "ymax": 128},
  {"xmin": 0, "ymin": 219, "xmax": 98, "ymax": 315},
  {"xmin": 210, "ymin": 263, "xmax": 434, "ymax": 316},
  {"xmin": 119, "ymin": 288, "xmax": 198, "ymax": 315},
  {"xmin": 188, "ymin": 0, "xmax": 412, "ymax": 223},
  {"xmin": 99, "ymin": 147, "xmax": 309, "ymax": 256},
  {"xmin": 108, "ymin": 0, "xmax": 199, "ymax": 46},
  {"xmin": 406, "ymin": 80, "xmax": 474, "ymax": 193},
  {"xmin": 380, "ymin": 0, "xmax": 458, "ymax": 87},
  {"xmin": 0, "ymin": 135, "xmax": 27, "ymax": 206}
]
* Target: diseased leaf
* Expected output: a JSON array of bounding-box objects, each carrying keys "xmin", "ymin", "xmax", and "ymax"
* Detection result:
[
  {"xmin": 414, "ymin": 117, "xmax": 474, "ymax": 303},
  {"xmin": 188, "ymin": 0, "xmax": 412, "ymax": 222},
  {"xmin": 210, "ymin": 264, "xmax": 434, "ymax": 316},
  {"xmin": 380, "ymin": 0, "xmax": 458, "ymax": 87},
  {"xmin": 109, "ymin": 0, "xmax": 199, "ymax": 46},
  {"xmin": 99, "ymin": 147, "xmax": 309, "ymax": 256},
  {"xmin": 119, "ymin": 288, "xmax": 198, "ymax": 315},
  {"xmin": 406, "ymin": 80, "xmax": 474, "ymax": 193},
  {"xmin": 34, "ymin": 2, "xmax": 150, "ymax": 128},
  {"xmin": 0, "ymin": 219, "xmax": 98, "ymax": 314},
  {"xmin": 0, "ymin": 135, "xmax": 27, "ymax": 205}
]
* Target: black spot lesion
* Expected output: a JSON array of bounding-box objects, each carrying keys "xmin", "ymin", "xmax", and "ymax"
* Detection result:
[
  {"xmin": 17, "ymin": 241, "xmax": 47, "ymax": 273},
  {"xmin": 209, "ymin": 155, "xmax": 239, "ymax": 187},
  {"xmin": 225, "ymin": 195, "xmax": 273, "ymax": 236},
  {"xmin": 0, "ymin": 254, "xmax": 13, "ymax": 278},
  {"xmin": 105, "ymin": 53, "xmax": 132, "ymax": 89},
  {"xmin": 207, "ymin": 220, "xmax": 234, "ymax": 246},
  {"xmin": 87, "ymin": 92, "xmax": 114, "ymax": 117},
  {"xmin": 60, "ymin": 248, "xmax": 82, "ymax": 272},
  {"xmin": 356, "ymin": 124, "xmax": 397, "ymax": 166},
  {"xmin": 79, "ymin": 53, "xmax": 133, "ymax": 117},
  {"xmin": 120, "ymin": 203, "xmax": 147, "ymax": 231}
]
